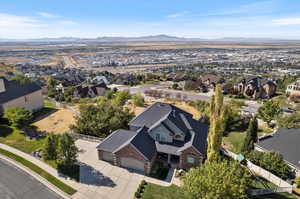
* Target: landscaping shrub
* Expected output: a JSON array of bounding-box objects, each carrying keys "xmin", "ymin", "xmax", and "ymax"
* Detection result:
[
  {"xmin": 135, "ymin": 191, "xmax": 141, "ymax": 198},
  {"xmin": 246, "ymin": 151, "xmax": 290, "ymax": 180},
  {"xmin": 294, "ymin": 177, "xmax": 300, "ymax": 188}
]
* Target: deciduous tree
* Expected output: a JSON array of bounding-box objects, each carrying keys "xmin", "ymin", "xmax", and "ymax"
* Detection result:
[
  {"xmin": 183, "ymin": 161, "xmax": 251, "ymax": 199},
  {"xmin": 43, "ymin": 134, "xmax": 58, "ymax": 160},
  {"xmin": 70, "ymin": 102, "xmax": 134, "ymax": 137},
  {"xmin": 4, "ymin": 107, "xmax": 32, "ymax": 127},
  {"xmin": 57, "ymin": 134, "xmax": 78, "ymax": 166},
  {"xmin": 258, "ymin": 100, "xmax": 281, "ymax": 126}
]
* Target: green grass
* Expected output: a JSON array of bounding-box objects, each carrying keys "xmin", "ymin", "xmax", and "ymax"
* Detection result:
[
  {"xmin": 272, "ymin": 93, "xmax": 291, "ymax": 108},
  {"xmin": 251, "ymin": 177, "xmax": 278, "ymax": 189},
  {"xmin": 0, "ymin": 125, "xmax": 46, "ymax": 154},
  {"xmin": 258, "ymin": 127, "xmax": 273, "ymax": 136},
  {"xmin": 32, "ymin": 104, "xmax": 57, "ymax": 120},
  {"xmin": 223, "ymin": 131, "xmax": 247, "ymax": 153},
  {"xmin": 0, "ymin": 148, "xmax": 77, "ymax": 195},
  {"xmin": 141, "ymin": 183, "xmax": 187, "ymax": 199}
]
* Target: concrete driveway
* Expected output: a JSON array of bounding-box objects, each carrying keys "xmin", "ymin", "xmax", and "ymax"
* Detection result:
[{"xmin": 75, "ymin": 140, "xmax": 169, "ymax": 199}]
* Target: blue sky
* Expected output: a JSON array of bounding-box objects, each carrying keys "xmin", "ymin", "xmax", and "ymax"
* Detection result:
[{"xmin": 1, "ymin": 0, "xmax": 300, "ymax": 39}]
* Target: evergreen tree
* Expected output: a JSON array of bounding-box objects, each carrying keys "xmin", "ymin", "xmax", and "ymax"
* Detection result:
[
  {"xmin": 241, "ymin": 116, "xmax": 258, "ymax": 153},
  {"xmin": 207, "ymin": 85, "xmax": 224, "ymax": 162}
]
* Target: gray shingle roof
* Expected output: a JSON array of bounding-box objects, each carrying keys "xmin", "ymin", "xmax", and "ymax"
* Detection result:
[
  {"xmin": 130, "ymin": 127, "xmax": 156, "ymax": 160},
  {"xmin": 129, "ymin": 102, "xmax": 191, "ymax": 130},
  {"xmin": 97, "ymin": 102, "xmax": 208, "ymax": 160},
  {"xmin": 96, "ymin": 129, "xmax": 137, "ymax": 152},
  {"xmin": 0, "ymin": 77, "xmax": 41, "ymax": 104},
  {"xmin": 256, "ymin": 128, "xmax": 300, "ymax": 169}
]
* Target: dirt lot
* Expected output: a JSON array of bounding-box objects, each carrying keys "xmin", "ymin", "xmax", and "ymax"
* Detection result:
[{"xmin": 32, "ymin": 108, "xmax": 76, "ymax": 134}]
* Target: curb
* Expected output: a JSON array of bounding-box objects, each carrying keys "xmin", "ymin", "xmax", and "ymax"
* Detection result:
[{"xmin": 0, "ymin": 154, "xmax": 71, "ymax": 199}]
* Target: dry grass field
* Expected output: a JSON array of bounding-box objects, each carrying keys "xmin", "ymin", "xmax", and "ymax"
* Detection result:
[
  {"xmin": 32, "ymin": 108, "xmax": 76, "ymax": 134},
  {"xmin": 127, "ymin": 99, "xmax": 200, "ymax": 119}
]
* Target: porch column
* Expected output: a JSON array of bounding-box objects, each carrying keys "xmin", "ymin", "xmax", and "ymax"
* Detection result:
[{"xmin": 167, "ymin": 154, "xmax": 171, "ymax": 164}]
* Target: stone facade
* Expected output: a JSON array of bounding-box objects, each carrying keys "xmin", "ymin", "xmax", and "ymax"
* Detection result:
[
  {"xmin": 179, "ymin": 147, "xmax": 203, "ymax": 169},
  {"xmin": 235, "ymin": 78, "xmax": 276, "ymax": 99}
]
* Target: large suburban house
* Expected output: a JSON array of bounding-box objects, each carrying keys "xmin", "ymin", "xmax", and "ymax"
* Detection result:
[
  {"xmin": 201, "ymin": 74, "xmax": 224, "ymax": 89},
  {"xmin": 96, "ymin": 102, "xmax": 209, "ymax": 174},
  {"xmin": 0, "ymin": 77, "xmax": 44, "ymax": 112},
  {"xmin": 73, "ymin": 82, "xmax": 109, "ymax": 98},
  {"xmin": 234, "ymin": 76, "xmax": 276, "ymax": 99},
  {"xmin": 286, "ymin": 79, "xmax": 300, "ymax": 97},
  {"xmin": 255, "ymin": 128, "xmax": 300, "ymax": 177}
]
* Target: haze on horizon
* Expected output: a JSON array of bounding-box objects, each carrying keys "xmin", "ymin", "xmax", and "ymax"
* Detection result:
[{"xmin": 1, "ymin": 0, "xmax": 300, "ymax": 40}]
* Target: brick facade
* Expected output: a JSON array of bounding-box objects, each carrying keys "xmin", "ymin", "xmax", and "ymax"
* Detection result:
[
  {"xmin": 115, "ymin": 144, "xmax": 155, "ymax": 174},
  {"xmin": 179, "ymin": 147, "xmax": 203, "ymax": 169}
]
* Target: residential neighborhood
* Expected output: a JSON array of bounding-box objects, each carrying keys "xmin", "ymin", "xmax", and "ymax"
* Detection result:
[{"xmin": 2, "ymin": 1, "xmax": 300, "ymax": 199}]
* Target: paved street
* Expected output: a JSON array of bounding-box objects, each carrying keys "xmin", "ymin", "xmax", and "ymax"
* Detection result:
[
  {"xmin": 0, "ymin": 158, "xmax": 63, "ymax": 199},
  {"xmin": 121, "ymin": 84, "xmax": 261, "ymax": 113}
]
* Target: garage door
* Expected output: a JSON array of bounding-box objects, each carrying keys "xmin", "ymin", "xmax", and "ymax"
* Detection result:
[
  {"xmin": 102, "ymin": 151, "xmax": 114, "ymax": 162},
  {"xmin": 120, "ymin": 157, "xmax": 145, "ymax": 172}
]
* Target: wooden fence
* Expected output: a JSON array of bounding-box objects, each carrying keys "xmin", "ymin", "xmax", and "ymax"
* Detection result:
[
  {"xmin": 67, "ymin": 131, "xmax": 103, "ymax": 143},
  {"xmin": 46, "ymin": 99, "xmax": 80, "ymax": 116}
]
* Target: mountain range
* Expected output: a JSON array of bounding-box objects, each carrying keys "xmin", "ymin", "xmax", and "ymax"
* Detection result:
[{"xmin": 0, "ymin": 35, "xmax": 300, "ymax": 43}]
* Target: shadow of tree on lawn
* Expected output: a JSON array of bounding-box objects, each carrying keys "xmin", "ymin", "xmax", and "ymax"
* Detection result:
[{"xmin": 0, "ymin": 125, "xmax": 13, "ymax": 137}]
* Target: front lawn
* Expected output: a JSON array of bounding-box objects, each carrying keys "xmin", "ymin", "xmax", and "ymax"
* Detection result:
[
  {"xmin": 223, "ymin": 131, "xmax": 246, "ymax": 153},
  {"xmin": 141, "ymin": 183, "xmax": 187, "ymax": 199},
  {"xmin": 0, "ymin": 125, "xmax": 45, "ymax": 154}
]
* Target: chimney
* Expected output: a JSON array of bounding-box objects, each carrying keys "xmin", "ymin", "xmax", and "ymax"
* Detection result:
[{"xmin": 0, "ymin": 78, "xmax": 5, "ymax": 93}]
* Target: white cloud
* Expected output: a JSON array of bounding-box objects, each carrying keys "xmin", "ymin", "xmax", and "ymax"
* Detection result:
[
  {"xmin": 167, "ymin": 11, "xmax": 188, "ymax": 19},
  {"xmin": 58, "ymin": 20, "xmax": 77, "ymax": 25},
  {"xmin": 37, "ymin": 12, "xmax": 60, "ymax": 19},
  {"xmin": 0, "ymin": 13, "xmax": 42, "ymax": 27},
  {"xmin": 272, "ymin": 17, "xmax": 300, "ymax": 25}
]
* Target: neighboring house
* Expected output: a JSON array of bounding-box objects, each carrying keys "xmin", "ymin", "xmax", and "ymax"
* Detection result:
[
  {"xmin": 286, "ymin": 79, "xmax": 300, "ymax": 97},
  {"xmin": 90, "ymin": 76, "xmax": 109, "ymax": 85},
  {"xmin": 234, "ymin": 76, "xmax": 276, "ymax": 99},
  {"xmin": 0, "ymin": 77, "xmax": 44, "ymax": 112},
  {"xmin": 222, "ymin": 83, "xmax": 234, "ymax": 94},
  {"xmin": 255, "ymin": 128, "xmax": 300, "ymax": 177},
  {"xmin": 115, "ymin": 73, "xmax": 139, "ymax": 85},
  {"xmin": 179, "ymin": 79, "xmax": 206, "ymax": 92},
  {"xmin": 73, "ymin": 82, "xmax": 109, "ymax": 98},
  {"xmin": 96, "ymin": 102, "xmax": 209, "ymax": 174},
  {"xmin": 201, "ymin": 74, "xmax": 224, "ymax": 88}
]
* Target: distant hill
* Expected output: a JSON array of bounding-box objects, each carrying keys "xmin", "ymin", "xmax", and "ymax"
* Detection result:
[{"xmin": 0, "ymin": 35, "xmax": 300, "ymax": 44}]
